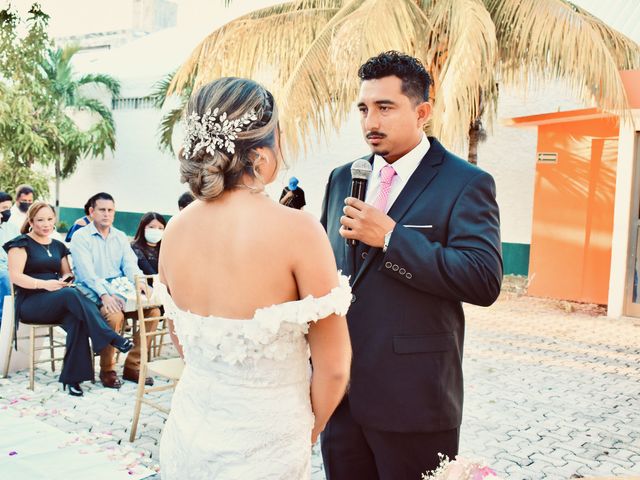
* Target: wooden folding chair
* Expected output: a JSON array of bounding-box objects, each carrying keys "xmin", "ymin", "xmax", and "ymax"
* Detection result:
[
  {"xmin": 2, "ymin": 286, "xmax": 66, "ymax": 390},
  {"xmin": 129, "ymin": 274, "xmax": 183, "ymax": 442}
]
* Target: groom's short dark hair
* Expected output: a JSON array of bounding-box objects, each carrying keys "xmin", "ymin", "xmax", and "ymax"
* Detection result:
[{"xmin": 358, "ymin": 51, "xmax": 431, "ymax": 104}]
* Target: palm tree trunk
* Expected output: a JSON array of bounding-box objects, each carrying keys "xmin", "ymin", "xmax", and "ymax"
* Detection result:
[
  {"xmin": 468, "ymin": 120, "xmax": 480, "ymax": 165},
  {"xmin": 54, "ymin": 157, "xmax": 61, "ymax": 217},
  {"xmin": 467, "ymin": 90, "xmax": 485, "ymax": 165}
]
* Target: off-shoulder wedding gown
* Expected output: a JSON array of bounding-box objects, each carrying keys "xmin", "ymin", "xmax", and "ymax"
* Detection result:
[{"xmin": 156, "ymin": 275, "xmax": 351, "ymax": 479}]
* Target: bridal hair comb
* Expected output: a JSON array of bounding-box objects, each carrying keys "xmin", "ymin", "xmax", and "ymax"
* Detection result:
[{"xmin": 182, "ymin": 107, "xmax": 258, "ymax": 158}]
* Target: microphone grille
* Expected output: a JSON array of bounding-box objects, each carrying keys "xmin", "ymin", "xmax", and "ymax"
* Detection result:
[{"xmin": 351, "ymin": 159, "xmax": 373, "ymax": 180}]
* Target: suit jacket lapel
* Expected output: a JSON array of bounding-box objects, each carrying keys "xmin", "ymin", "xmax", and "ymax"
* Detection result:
[{"xmin": 351, "ymin": 138, "xmax": 446, "ymax": 288}]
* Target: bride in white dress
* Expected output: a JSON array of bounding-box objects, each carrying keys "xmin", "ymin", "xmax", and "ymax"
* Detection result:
[{"xmin": 157, "ymin": 77, "xmax": 352, "ymax": 479}]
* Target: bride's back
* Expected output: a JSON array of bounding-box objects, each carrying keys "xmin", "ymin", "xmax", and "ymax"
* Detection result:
[
  {"xmin": 157, "ymin": 77, "xmax": 351, "ymax": 480},
  {"xmin": 160, "ymin": 190, "xmax": 302, "ymax": 319},
  {"xmin": 157, "ymin": 77, "xmax": 323, "ymax": 319}
]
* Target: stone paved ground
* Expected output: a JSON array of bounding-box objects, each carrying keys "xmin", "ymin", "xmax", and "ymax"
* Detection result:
[{"xmin": 1, "ymin": 286, "xmax": 639, "ymax": 479}]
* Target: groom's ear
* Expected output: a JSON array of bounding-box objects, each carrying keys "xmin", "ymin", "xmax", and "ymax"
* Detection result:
[{"xmin": 416, "ymin": 101, "xmax": 431, "ymax": 128}]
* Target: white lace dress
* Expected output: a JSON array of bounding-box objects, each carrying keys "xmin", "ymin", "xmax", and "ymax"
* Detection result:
[{"xmin": 156, "ymin": 275, "xmax": 351, "ymax": 480}]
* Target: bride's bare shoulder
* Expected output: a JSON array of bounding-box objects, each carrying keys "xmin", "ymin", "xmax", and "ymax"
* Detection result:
[{"xmin": 276, "ymin": 206, "xmax": 328, "ymax": 245}]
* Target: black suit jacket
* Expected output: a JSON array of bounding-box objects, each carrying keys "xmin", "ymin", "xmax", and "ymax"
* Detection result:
[{"xmin": 320, "ymin": 137, "xmax": 502, "ymax": 433}]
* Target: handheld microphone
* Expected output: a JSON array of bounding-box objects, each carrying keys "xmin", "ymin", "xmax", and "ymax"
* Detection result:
[{"xmin": 347, "ymin": 159, "xmax": 373, "ymax": 247}]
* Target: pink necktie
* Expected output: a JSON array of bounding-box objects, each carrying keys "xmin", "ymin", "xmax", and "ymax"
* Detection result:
[{"xmin": 372, "ymin": 164, "xmax": 397, "ymax": 212}]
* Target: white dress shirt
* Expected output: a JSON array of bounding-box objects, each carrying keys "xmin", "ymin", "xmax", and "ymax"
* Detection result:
[
  {"xmin": 0, "ymin": 221, "xmax": 20, "ymax": 271},
  {"xmin": 8, "ymin": 204, "xmax": 26, "ymax": 230},
  {"xmin": 365, "ymin": 134, "xmax": 430, "ymax": 213}
]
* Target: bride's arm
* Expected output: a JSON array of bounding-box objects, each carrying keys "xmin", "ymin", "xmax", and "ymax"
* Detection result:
[
  {"xmin": 292, "ymin": 213, "xmax": 351, "ymax": 444},
  {"xmin": 167, "ymin": 319, "xmax": 184, "ymax": 360},
  {"xmin": 158, "ymin": 258, "xmax": 184, "ymax": 359}
]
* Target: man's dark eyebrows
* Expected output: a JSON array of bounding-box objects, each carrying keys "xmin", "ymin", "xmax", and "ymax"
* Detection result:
[{"xmin": 375, "ymin": 100, "xmax": 396, "ymax": 106}]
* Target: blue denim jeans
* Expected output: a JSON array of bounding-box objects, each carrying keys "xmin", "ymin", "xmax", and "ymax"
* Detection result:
[{"xmin": 0, "ymin": 269, "xmax": 10, "ymax": 327}]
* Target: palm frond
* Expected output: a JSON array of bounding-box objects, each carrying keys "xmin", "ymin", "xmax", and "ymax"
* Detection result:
[
  {"xmin": 149, "ymin": 70, "xmax": 178, "ymax": 108},
  {"xmin": 168, "ymin": 0, "xmax": 640, "ymax": 159},
  {"xmin": 73, "ymin": 97, "xmax": 115, "ymax": 125},
  {"xmin": 60, "ymin": 43, "xmax": 81, "ymax": 64},
  {"xmin": 427, "ymin": 0, "xmax": 499, "ymax": 149},
  {"xmin": 274, "ymin": 0, "xmax": 435, "ymax": 154},
  {"xmin": 86, "ymin": 118, "xmax": 116, "ymax": 158},
  {"xmin": 158, "ymin": 104, "xmax": 187, "ymax": 154},
  {"xmin": 77, "ymin": 73, "xmax": 121, "ymax": 96},
  {"xmin": 486, "ymin": 0, "xmax": 640, "ymax": 114},
  {"xmin": 169, "ymin": 1, "xmax": 342, "ymax": 96}
]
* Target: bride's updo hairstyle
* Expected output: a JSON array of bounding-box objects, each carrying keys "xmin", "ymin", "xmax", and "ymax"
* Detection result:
[{"xmin": 179, "ymin": 77, "xmax": 279, "ymax": 201}]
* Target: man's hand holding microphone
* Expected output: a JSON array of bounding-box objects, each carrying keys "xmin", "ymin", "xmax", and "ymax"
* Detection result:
[{"xmin": 340, "ymin": 159, "xmax": 396, "ymax": 248}]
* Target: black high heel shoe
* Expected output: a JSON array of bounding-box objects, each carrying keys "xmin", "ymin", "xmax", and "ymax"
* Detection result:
[
  {"xmin": 112, "ymin": 336, "xmax": 133, "ymax": 354},
  {"xmin": 63, "ymin": 383, "xmax": 84, "ymax": 397}
]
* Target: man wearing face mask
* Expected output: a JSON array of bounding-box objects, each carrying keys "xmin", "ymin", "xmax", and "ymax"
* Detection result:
[
  {"xmin": 9, "ymin": 185, "xmax": 35, "ymax": 230},
  {"xmin": 0, "ymin": 192, "xmax": 20, "ymax": 323}
]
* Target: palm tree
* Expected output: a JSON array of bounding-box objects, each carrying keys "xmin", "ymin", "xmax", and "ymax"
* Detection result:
[
  {"xmin": 149, "ymin": 70, "xmax": 191, "ymax": 155},
  {"xmin": 40, "ymin": 45, "xmax": 120, "ymax": 212},
  {"xmin": 160, "ymin": 0, "xmax": 639, "ymax": 164}
]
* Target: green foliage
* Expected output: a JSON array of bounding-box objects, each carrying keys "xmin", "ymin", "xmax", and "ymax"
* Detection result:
[
  {"xmin": 149, "ymin": 70, "xmax": 190, "ymax": 155},
  {"xmin": 0, "ymin": 3, "xmax": 58, "ymax": 190},
  {"xmin": 0, "ymin": 162, "xmax": 50, "ymax": 198},
  {"xmin": 41, "ymin": 44, "xmax": 120, "ymax": 179},
  {"xmin": 0, "ymin": 3, "xmax": 120, "ymax": 204}
]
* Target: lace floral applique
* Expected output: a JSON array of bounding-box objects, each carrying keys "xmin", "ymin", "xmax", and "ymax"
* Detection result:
[{"xmin": 155, "ymin": 273, "xmax": 351, "ymax": 365}]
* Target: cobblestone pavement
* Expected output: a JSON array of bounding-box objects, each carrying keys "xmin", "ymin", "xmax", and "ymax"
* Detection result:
[{"xmin": 1, "ymin": 290, "xmax": 639, "ymax": 479}]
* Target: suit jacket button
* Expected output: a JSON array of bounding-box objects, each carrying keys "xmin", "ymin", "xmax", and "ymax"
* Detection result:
[
  {"xmin": 385, "ymin": 261, "xmax": 392, "ymax": 269},
  {"xmin": 351, "ymin": 294, "xmax": 356, "ymax": 303},
  {"xmin": 399, "ymin": 268, "xmax": 406, "ymax": 275},
  {"xmin": 361, "ymin": 251, "xmax": 368, "ymax": 260},
  {"xmin": 406, "ymin": 272, "xmax": 412, "ymax": 279},
  {"xmin": 392, "ymin": 264, "xmax": 399, "ymax": 272}
]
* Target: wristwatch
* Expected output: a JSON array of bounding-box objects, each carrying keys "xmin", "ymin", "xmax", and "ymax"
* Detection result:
[{"xmin": 382, "ymin": 230, "xmax": 393, "ymax": 253}]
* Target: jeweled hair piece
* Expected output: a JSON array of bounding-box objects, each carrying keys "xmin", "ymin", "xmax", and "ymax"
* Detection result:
[{"xmin": 182, "ymin": 107, "xmax": 258, "ymax": 158}]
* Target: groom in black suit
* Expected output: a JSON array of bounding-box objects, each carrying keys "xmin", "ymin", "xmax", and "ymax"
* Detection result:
[{"xmin": 320, "ymin": 51, "xmax": 503, "ymax": 479}]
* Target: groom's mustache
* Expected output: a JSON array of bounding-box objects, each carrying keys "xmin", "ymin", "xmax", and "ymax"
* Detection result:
[{"xmin": 366, "ymin": 131, "xmax": 387, "ymax": 139}]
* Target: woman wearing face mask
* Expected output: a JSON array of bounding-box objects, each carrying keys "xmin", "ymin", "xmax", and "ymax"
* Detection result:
[{"xmin": 131, "ymin": 212, "xmax": 167, "ymax": 275}]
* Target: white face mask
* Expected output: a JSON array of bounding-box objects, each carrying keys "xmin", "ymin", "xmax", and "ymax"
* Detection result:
[{"xmin": 144, "ymin": 228, "xmax": 163, "ymax": 244}]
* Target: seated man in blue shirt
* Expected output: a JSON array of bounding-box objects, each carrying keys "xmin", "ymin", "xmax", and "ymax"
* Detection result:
[
  {"xmin": 0, "ymin": 191, "xmax": 20, "ymax": 324},
  {"xmin": 71, "ymin": 192, "xmax": 160, "ymax": 389}
]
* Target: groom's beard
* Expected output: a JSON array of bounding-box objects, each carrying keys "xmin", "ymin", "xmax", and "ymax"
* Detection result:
[{"xmin": 365, "ymin": 131, "xmax": 389, "ymax": 157}]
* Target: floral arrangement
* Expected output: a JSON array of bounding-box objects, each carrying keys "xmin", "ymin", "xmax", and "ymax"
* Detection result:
[{"xmin": 422, "ymin": 454, "xmax": 502, "ymax": 480}]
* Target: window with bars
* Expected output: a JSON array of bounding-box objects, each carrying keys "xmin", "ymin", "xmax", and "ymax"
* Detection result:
[{"xmin": 112, "ymin": 97, "xmax": 156, "ymax": 110}]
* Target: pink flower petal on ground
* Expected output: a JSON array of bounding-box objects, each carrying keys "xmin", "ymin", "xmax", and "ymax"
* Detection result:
[{"xmin": 479, "ymin": 466, "xmax": 497, "ymax": 477}]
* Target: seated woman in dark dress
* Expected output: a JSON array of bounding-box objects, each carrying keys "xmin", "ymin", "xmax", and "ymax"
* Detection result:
[
  {"xmin": 131, "ymin": 212, "xmax": 167, "ymax": 275},
  {"xmin": 4, "ymin": 202, "xmax": 132, "ymax": 397}
]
